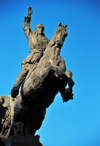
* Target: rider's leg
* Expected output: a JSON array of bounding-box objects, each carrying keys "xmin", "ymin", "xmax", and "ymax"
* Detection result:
[{"xmin": 11, "ymin": 64, "xmax": 30, "ymax": 98}]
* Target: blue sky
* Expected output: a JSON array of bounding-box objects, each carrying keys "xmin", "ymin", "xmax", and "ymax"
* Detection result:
[{"xmin": 0, "ymin": 0, "xmax": 100, "ymax": 146}]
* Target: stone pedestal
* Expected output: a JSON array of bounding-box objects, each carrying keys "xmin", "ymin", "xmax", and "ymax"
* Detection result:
[{"xmin": 6, "ymin": 135, "xmax": 43, "ymax": 146}]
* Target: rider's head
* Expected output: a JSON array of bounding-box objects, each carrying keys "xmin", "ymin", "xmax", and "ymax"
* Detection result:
[{"xmin": 35, "ymin": 24, "xmax": 44, "ymax": 35}]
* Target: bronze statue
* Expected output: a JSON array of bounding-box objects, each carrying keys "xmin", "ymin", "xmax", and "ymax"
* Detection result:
[
  {"xmin": 0, "ymin": 7, "xmax": 75, "ymax": 146},
  {"xmin": 11, "ymin": 7, "xmax": 50, "ymax": 98}
]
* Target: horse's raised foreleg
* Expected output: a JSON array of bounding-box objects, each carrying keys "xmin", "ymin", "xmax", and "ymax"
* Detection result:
[
  {"xmin": 40, "ymin": 61, "xmax": 65, "ymax": 80},
  {"xmin": 49, "ymin": 60, "xmax": 66, "ymax": 77}
]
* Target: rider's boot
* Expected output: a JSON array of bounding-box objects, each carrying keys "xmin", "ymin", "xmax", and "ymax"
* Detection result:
[{"xmin": 11, "ymin": 69, "xmax": 28, "ymax": 98}]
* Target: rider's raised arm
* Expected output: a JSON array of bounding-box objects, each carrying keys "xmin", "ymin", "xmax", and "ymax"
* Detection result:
[{"xmin": 23, "ymin": 7, "xmax": 32, "ymax": 39}]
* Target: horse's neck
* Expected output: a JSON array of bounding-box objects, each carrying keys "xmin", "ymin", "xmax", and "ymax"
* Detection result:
[
  {"xmin": 52, "ymin": 47, "xmax": 60, "ymax": 62},
  {"xmin": 44, "ymin": 46, "xmax": 60, "ymax": 56},
  {"xmin": 43, "ymin": 46, "xmax": 61, "ymax": 64}
]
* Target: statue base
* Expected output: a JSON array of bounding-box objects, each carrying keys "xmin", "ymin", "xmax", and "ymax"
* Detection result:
[{"xmin": 6, "ymin": 135, "xmax": 43, "ymax": 146}]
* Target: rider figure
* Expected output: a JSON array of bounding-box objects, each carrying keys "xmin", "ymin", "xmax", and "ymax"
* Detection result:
[{"xmin": 11, "ymin": 7, "xmax": 50, "ymax": 98}]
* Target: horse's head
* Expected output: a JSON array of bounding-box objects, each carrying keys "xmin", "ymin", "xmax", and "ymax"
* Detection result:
[{"xmin": 48, "ymin": 23, "xmax": 67, "ymax": 48}]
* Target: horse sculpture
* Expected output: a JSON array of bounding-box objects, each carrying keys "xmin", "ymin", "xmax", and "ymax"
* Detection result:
[{"xmin": 0, "ymin": 24, "xmax": 74, "ymax": 145}]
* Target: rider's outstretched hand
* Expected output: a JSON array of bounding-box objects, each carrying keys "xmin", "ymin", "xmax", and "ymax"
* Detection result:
[{"xmin": 27, "ymin": 7, "xmax": 32, "ymax": 17}]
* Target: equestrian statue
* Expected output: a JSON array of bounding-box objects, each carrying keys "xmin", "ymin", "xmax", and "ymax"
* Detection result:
[{"xmin": 0, "ymin": 7, "xmax": 75, "ymax": 146}]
